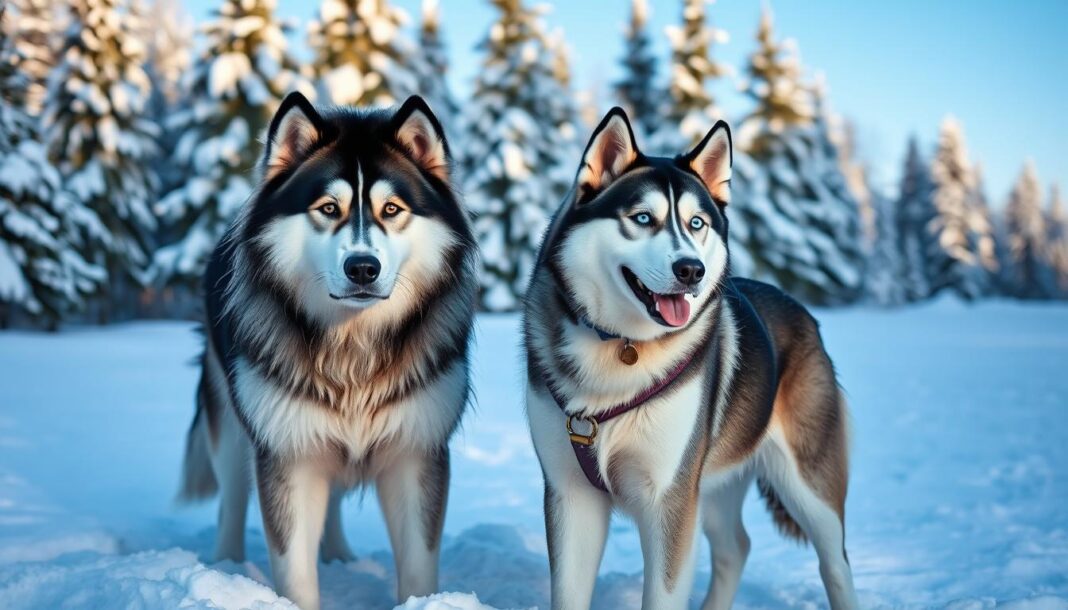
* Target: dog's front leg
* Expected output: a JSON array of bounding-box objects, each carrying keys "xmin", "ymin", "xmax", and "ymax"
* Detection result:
[
  {"xmin": 635, "ymin": 486, "xmax": 700, "ymax": 610},
  {"xmin": 375, "ymin": 444, "xmax": 450, "ymax": 602},
  {"xmin": 545, "ymin": 479, "xmax": 611, "ymax": 610},
  {"xmin": 256, "ymin": 449, "xmax": 330, "ymax": 610}
]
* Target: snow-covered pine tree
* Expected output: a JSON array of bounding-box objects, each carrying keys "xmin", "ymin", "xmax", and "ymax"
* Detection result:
[
  {"xmin": 0, "ymin": 8, "xmax": 104, "ymax": 328},
  {"xmin": 865, "ymin": 190, "xmax": 907, "ymax": 306},
  {"xmin": 832, "ymin": 117, "xmax": 875, "ymax": 249},
  {"xmin": 45, "ymin": 0, "xmax": 159, "ymax": 320},
  {"xmin": 806, "ymin": 88, "xmax": 865, "ymax": 301},
  {"xmin": 732, "ymin": 10, "xmax": 862, "ymax": 305},
  {"xmin": 546, "ymin": 28, "xmax": 572, "ymax": 88},
  {"xmin": 928, "ymin": 116, "xmax": 985, "ymax": 299},
  {"xmin": 144, "ymin": 0, "xmax": 192, "ymax": 109},
  {"xmin": 308, "ymin": 0, "xmax": 418, "ymax": 106},
  {"xmin": 662, "ymin": 0, "xmax": 729, "ymax": 149},
  {"xmin": 1046, "ymin": 185, "xmax": 1068, "ymax": 298},
  {"xmin": 461, "ymin": 0, "xmax": 580, "ymax": 311},
  {"xmin": 1002, "ymin": 161, "xmax": 1049, "ymax": 299},
  {"xmin": 5, "ymin": 0, "xmax": 57, "ymax": 115},
  {"xmin": 737, "ymin": 5, "xmax": 811, "ymax": 156},
  {"xmin": 151, "ymin": 0, "xmax": 307, "ymax": 292},
  {"xmin": 144, "ymin": 0, "xmax": 193, "ymax": 210},
  {"xmin": 414, "ymin": 0, "xmax": 458, "ymax": 137},
  {"xmin": 967, "ymin": 163, "xmax": 999, "ymax": 292},
  {"xmin": 895, "ymin": 136, "xmax": 936, "ymax": 301},
  {"xmin": 615, "ymin": 0, "xmax": 664, "ymax": 141}
]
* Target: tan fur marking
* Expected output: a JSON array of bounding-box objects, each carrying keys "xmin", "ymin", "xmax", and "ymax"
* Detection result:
[
  {"xmin": 233, "ymin": 252, "xmax": 476, "ymax": 419},
  {"xmin": 771, "ymin": 356, "xmax": 849, "ymax": 518}
]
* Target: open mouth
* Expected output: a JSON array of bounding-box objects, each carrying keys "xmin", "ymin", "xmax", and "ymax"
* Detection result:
[
  {"xmin": 329, "ymin": 292, "xmax": 388, "ymax": 302},
  {"xmin": 621, "ymin": 267, "xmax": 691, "ymax": 328}
]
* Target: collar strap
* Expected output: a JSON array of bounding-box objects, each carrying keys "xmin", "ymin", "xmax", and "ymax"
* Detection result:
[
  {"xmin": 542, "ymin": 349, "xmax": 698, "ymax": 491},
  {"xmin": 578, "ymin": 316, "xmax": 625, "ymax": 342}
]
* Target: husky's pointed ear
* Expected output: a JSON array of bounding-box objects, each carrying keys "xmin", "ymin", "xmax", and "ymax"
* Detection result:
[
  {"xmin": 263, "ymin": 91, "xmax": 327, "ymax": 180},
  {"xmin": 392, "ymin": 95, "xmax": 450, "ymax": 181},
  {"xmin": 683, "ymin": 121, "xmax": 733, "ymax": 205},
  {"xmin": 576, "ymin": 107, "xmax": 639, "ymax": 203}
]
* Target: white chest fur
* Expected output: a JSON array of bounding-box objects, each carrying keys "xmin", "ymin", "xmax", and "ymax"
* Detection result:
[
  {"xmin": 234, "ymin": 357, "xmax": 467, "ymax": 460},
  {"xmin": 527, "ymin": 373, "xmax": 705, "ymax": 504}
]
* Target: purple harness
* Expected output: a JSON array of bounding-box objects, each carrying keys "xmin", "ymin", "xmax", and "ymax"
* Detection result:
[{"xmin": 542, "ymin": 351, "xmax": 698, "ymax": 492}]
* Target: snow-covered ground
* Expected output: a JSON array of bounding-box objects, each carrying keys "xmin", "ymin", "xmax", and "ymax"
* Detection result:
[{"xmin": 1, "ymin": 300, "xmax": 1067, "ymax": 609}]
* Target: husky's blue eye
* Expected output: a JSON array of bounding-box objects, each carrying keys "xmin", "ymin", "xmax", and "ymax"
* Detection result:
[
  {"xmin": 690, "ymin": 217, "xmax": 705, "ymax": 230},
  {"xmin": 633, "ymin": 213, "xmax": 652, "ymax": 226}
]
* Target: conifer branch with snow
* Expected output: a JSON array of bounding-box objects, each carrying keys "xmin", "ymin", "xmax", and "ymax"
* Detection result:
[
  {"xmin": 0, "ymin": 7, "xmax": 104, "ymax": 327},
  {"xmin": 1003, "ymin": 161, "xmax": 1052, "ymax": 299},
  {"xmin": 731, "ymin": 11, "xmax": 863, "ymax": 304},
  {"xmin": 460, "ymin": 0, "xmax": 580, "ymax": 311},
  {"xmin": 928, "ymin": 116, "xmax": 987, "ymax": 299},
  {"xmin": 44, "ymin": 0, "xmax": 160, "ymax": 318},
  {"xmin": 1046, "ymin": 185, "xmax": 1068, "ymax": 297},
  {"xmin": 414, "ymin": 0, "xmax": 459, "ymax": 138},
  {"xmin": 308, "ymin": 0, "xmax": 419, "ymax": 106},
  {"xmin": 615, "ymin": 0, "xmax": 664, "ymax": 142},
  {"xmin": 150, "ymin": 0, "xmax": 307, "ymax": 292},
  {"xmin": 662, "ymin": 0, "xmax": 730, "ymax": 149}
]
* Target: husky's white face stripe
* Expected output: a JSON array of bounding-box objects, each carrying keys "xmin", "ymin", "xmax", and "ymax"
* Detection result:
[{"xmin": 355, "ymin": 162, "xmax": 366, "ymax": 243}]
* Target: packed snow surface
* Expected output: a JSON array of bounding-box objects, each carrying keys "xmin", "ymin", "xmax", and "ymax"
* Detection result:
[{"xmin": 1, "ymin": 300, "xmax": 1066, "ymax": 608}]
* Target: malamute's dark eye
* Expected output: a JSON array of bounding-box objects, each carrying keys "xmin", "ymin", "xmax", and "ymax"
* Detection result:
[
  {"xmin": 689, "ymin": 217, "xmax": 706, "ymax": 230},
  {"xmin": 383, "ymin": 202, "xmax": 401, "ymax": 218},
  {"xmin": 632, "ymin": 212, "xmax": 652, "ymax": 226},
  {"xmin": 318, "ymin": 203, "xmax": 339, "ymax": 219}
]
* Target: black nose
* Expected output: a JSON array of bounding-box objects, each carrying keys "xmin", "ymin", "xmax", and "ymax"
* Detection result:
[
  {"xmin": 672, "ymin": 258, "xmax": 705, "ymax": 285},
  {"xmin": 344, "ymin": 255, "xmax": 381, "ymax": 285}
]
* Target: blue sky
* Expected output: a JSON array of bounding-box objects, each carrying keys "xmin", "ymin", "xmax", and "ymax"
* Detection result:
[{"xmin": 184, "ymin": 0, "xmax": 1067, "ymax": 206}]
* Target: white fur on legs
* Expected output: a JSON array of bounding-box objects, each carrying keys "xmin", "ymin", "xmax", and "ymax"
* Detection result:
[
  {"xmin": 699, "ymin": 470, "xmax": 754, "ymax": 610},
  {"xmin": 265, "ymin": 459, "xmax": 330, "ymax": 610},
  {"xmin": 546, "ymin": 481, "xmax": 611, "ymax": 610},
  {"xmin": 211, "ymin": 409, "xmax": 252, "ymax": 562},
  {"xmin": 634, "ymin": 499, "xmax": 700, "ymax": 610},
  {"xmin": 761, "ymin": 430, "xmax": 859, "ymax": 610},
  {"xmin": 320, "ymin": 488, "xmax": 356, "ymax": 563},
  {"xmin": 375, "ymin": 450, "xmax": 443, "ymax": 601}
]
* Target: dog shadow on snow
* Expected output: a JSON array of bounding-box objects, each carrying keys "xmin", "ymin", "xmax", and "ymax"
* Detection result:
[{"xmin": 171, "ymin": 522, "xmax": 812, "ymax": 610}]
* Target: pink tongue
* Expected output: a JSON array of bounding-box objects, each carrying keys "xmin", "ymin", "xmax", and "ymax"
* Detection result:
[{"xmin": 654, "ymin": 293, "xmax": 690, "ymax": 327}]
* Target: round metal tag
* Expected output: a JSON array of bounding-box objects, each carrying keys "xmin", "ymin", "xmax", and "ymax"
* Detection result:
[{"xmin": 619, "ymin": 342, "xmax": 639, "ymax": 366}]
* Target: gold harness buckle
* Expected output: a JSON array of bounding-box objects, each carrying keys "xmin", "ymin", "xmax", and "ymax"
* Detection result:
[{"xmin": 567, "ymin": 415, "xmax": 599, "ymax": 446}]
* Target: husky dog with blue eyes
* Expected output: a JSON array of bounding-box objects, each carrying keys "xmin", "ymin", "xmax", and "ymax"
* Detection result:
[
  {"xmin": 176, "ymin": 92, "xmax": 477, "ymax": 610},
  {"xmin": 524, "ymin": 108, "xmax": 859, "ymax": 610}
]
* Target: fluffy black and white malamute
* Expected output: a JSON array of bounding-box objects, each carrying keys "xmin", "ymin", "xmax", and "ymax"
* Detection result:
[
  {"xmin": 524, "ymin": 109, "xmax": 859, "ymax": 609},
  {"xmin": 178, "ymin": 92, "xmax": 477, "ymax": 610}
]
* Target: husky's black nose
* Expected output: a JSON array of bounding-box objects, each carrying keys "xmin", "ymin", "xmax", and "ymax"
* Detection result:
[
  {"xmin": 672, "ymin": 258, "xmax": 705, "ymax": 286},
  {"xmin": 344, "ymin": 255, "xmax": 381, "ymax": 285}
]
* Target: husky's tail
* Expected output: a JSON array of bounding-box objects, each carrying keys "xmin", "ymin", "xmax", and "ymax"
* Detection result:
[
  {"xmin": 756, "ymin": 477, "xmax": 808, "ymax": 543},
  {"xmin": 177, "ymin": 372, "xmax": 218, "ymax": 502}
]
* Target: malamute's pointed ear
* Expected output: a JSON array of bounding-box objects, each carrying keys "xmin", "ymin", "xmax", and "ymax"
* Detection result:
[
  {"xmin": 263, "ymin": 91, "xmax": 327, "ymax": 180},
  {"xmin": 576, "ymin": 107, "xmax": 639, "ymax": 203},
  {"xmin": 683, "ymin": 121, "xmax": 733, "ymax": 206},
  {"xmin": 392, "ymin": 95, "xmax": 450, "ymax": 181}
]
